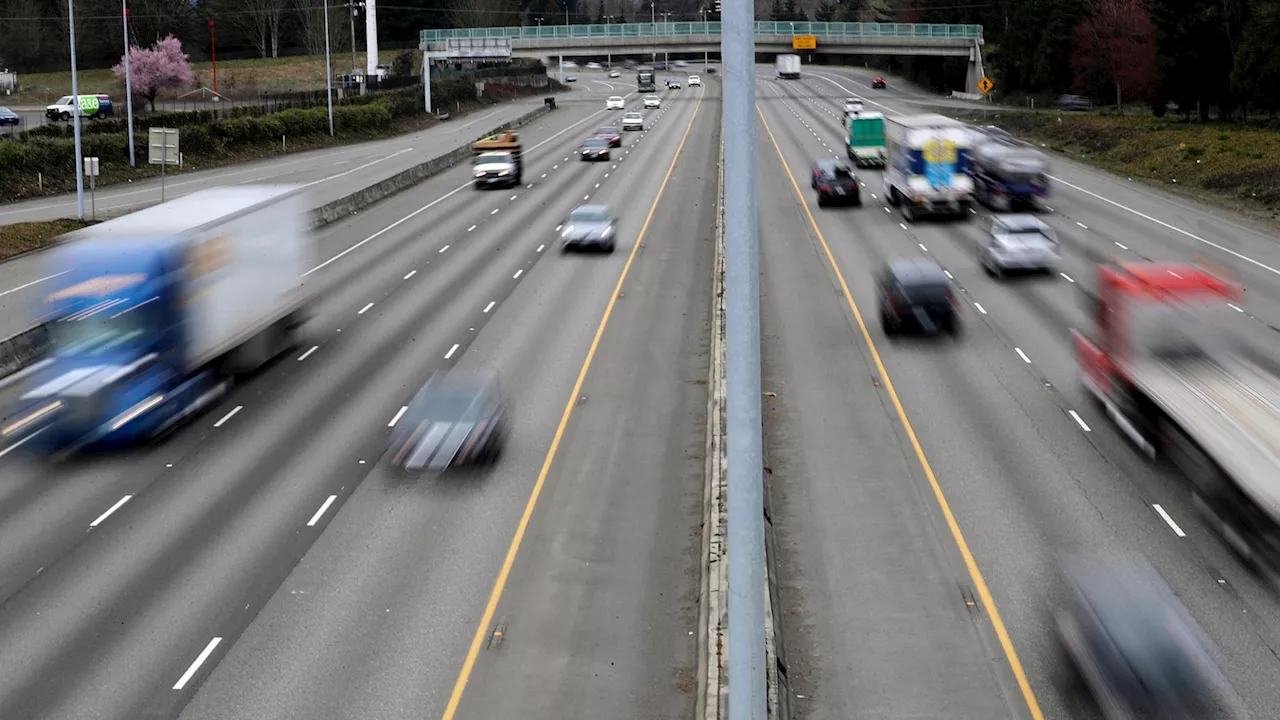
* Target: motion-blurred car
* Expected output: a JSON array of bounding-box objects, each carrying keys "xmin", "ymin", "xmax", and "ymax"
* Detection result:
[
  {"xmin": 980, "ymin": 214, "xmax": 1060, "ymax": 277},
  {"xmin": 871, "ymin": 77, "xmax": 887, "ymax": 89},
  {"xmin": 1056, "ymin": 552, "xmax": 1246, "ymax": 720},
  {"xmin": 621, "ymin": 111, "xmax": 644, "ymax": 131},
  {"xmin": 580, "ymin": 136, "xmax": 611, "ymax": 161},
  {"xmin": 843, "ymin": 98, "xmax": 863, "ymax": 115},
  {"xmin": 606, "ymin": 95, "xmax": 625, "ymax": 110},
  {"xmin": 675, "ymin": 60, "xmax": 688, "ymax": 68},
  {"xmin": 877, "ymin": 259, "xmax": 961, "ymax": 337},
  {"xmin": 0, "ymin": 107, "xmax": 20, "ymax": 126},
  {"xmin": 472, "ymin": 151, "xmax": 519, "ymax": 189},
  {"xmin": 609, "ymin": 70, "xmax": 621, "ymax": 78},
  {"xmin": 666, "ymin": 79, "xmax": 682, "ymax": 89},
  {"xmin": 643, "ymin": 94, "xmax": 661, "ymax": 109},
  {"xmin": 688, "ymin": 75, "xmax": 702, "ymax": 86},
  {"xmin": 565, "ymin": 75, "xmax": 578, "ymax": 83},
  {"xmin": 586, "ymin": 62, "xmax": 602, "ymax": 69},
  {"xmin": 388, "ymin": 371, "xmax": 509, "ymax": 473},
  {"xmin": 596, "ymin": 125, "xmax": 622, "ymax": 147},
  {"xmin": 1053, "ymin": 94, "xmax": 1093, "ymax": 111},
  {"xmin": 560, "ymin": 204, "xmax": 617, "ymax": 253},
  {"xmin": 811, "ymin": 158, "xmax": 861, "ymax": 207}
]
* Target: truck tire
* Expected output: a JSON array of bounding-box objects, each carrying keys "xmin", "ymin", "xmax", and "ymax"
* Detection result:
[
  {"xmin": 901, "ymin": 203, "xmax": 916, "ymax": 223},
  {"xmin": 60, "ymin": 111, "xmax": 71, "ymax": 121},
  {"xmin": 887, "ymin": 187, "xmax": 901, "ymax": 207}
]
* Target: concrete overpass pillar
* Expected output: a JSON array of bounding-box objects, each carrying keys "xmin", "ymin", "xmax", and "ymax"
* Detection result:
[{"xmin": 965, "ymin": 41, "xmax": 985, "ymax": 95}]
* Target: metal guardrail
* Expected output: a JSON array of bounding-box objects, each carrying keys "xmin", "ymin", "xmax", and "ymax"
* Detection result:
[{"xmin": 422, "ymin": 21, "xmax": 984, "ymax": 44}]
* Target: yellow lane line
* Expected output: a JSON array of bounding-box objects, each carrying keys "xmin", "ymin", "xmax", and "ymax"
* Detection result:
[
  {"xmin": 756, "ymin": 103, "xmax": 1046, "ymax": 720},
  {"xmin": 438, "ymin": 86, "xmax": 707, "ymax": 720}
]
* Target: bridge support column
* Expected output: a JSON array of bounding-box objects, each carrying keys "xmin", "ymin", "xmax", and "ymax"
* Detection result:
[{"xmin": 964, "ymin": 41, "xmax": 985, "ymax": 95}]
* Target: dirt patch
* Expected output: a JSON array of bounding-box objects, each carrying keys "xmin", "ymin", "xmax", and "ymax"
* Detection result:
[{"xmin": 0, "ymin": 219, "xmax": 99, "ymax": 262}]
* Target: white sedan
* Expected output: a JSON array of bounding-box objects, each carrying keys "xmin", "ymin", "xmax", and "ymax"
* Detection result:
[
  {"xmin": 688, "ymin": 75, "xmax": 702, "ymax": 86},
  {"xmin": 644, "ymin": 95, "xmax": 661, "ymax": 109},
  {"xmin": 606, "ymin": 96, "xmax": 625, "ymax": 110}
]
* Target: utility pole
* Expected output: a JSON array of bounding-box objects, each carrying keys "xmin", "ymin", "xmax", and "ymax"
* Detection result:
[
  {"xmin": 323, "ymin": 0, "xmax": 334, "ymax": 136},
  {"xmin": 348, "ymin": 0, "xmax": 364, "ymax": 72},
  {"xmin": 723, "ymin": 0, "xmax": 764, "ymax": 717},
  {"xmin": 651, "ymin": 1, "xmax": 657, "ymax": 64},
  {"xmin": 68, "ymin": 0, "xmax": 85, "ymax": 220},
  {"xmin": 122, "ymin": 0, "xmax": 135, "ymax": 166}
]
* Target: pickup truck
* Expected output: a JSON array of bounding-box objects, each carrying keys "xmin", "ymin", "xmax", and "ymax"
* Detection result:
[
  {"xmin": 1074, "ymin": 261, "xmax": 1280, "ymax": 580},
  {"xmin": 471, "ymin": 131, "xmax": 523, "ymax": 188},
  {"xmin": 2, "ymin": 186, "xmax": 312, "ymax": 455}
]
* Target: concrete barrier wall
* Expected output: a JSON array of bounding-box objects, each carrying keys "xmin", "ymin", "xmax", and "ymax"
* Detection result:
[{"xmin": 0, "ymin": 103, "xmax": 554, "ymax": 381}]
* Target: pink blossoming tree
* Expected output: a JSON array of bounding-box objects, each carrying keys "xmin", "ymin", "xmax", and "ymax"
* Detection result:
[{"xmin": 112, "ymin": 35, "xmax": 196, "ymax": 112}]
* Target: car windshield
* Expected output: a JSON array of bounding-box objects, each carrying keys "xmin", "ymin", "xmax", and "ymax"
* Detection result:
[
  {"xmin": 598, "ymin": 127, "xmax": 618, "ymax": 134},
  {"xmin": 902, "ymin": 282, "xmax": 950, "ymax": 305},
  {"xmin": 997, "ymin": 228, "xmax": 1057, "ymax": 247},
  {"xmin": 584, "ymin": 138, "xmax": 608, "ymax": 148},
  {"xmin": 414, "ymin": 388, "xmax": 490, "ymax": 422},
  {"xmin": 569, "ymin": 207, "xmax": 610, "ymax": 223},
  {"xmin": 609, "ymin": 97, "xmax": 622, "ymax": 102},
  {"xmin": 473, "ymin": 153, "xmax": 511, "ymax": 166},
  {"xmin": 625, "ymin": 113, "xmax": 642, "ymax": 119},
  {"xmin": 56, "ymin": 96, "xmax": 73, "ymax": 104},
  {"xmin": 50, "ymin": 301, "xmax": 153, "ymax": 357},
  {"xmin": 646, "ymin": 96, "xmax": 658, "ymax": 101}
]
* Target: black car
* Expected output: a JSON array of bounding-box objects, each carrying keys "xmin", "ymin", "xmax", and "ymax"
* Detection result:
[
  {"xmin": 1056, "ymin": 552, "xmax": 1246, "ymax": 719},
  {"xmin": 0, "ymin": 107, "xmax": 20, "ymax": 126},
  {"xmin": 810, "ymin": 158, "xmax": 861, "ymax": 207},
  {"xmin": 388, "ymin": 370, "xmax": 509, "ymax": 473},
  {"xmin": 871, "ymin": 77, "xmax": 887, "ymax": 89},
  {"xmin": 877, "ymin": 259, "xmax": 961, "ymax": 337},
  {"xmin": 580, "ymin": 136, "xmax": 611, "ymax": 161}
]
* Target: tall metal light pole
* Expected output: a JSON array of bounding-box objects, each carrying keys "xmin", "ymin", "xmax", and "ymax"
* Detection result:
[
  {"xmin": 661, "ymin": 11, "xmax": 671, "ymax": 68},
  {"xmin": 651, "ymin": 1, "xmax": 657, "ymax": 64},
  {"xmin": 723, "ymin": 0, "xmax": 764, "ymax": 716},
  {"xmin": 209, "ymin": 21, "xmax": 218, "ymax": 94},
  {"xmin": 349, "ymin": 0, "xmax": 362, "ymax": 72},
  {"xmin": 323, "ymin": 0, "xmax": 334, "ymax": 135},
  {"xmin": 68, "ymin": 0, "xmax": 85, "ymax": 220},
  {"xmin": 122, "ymin": 0, "xmax": 135, "ymax": 166}
]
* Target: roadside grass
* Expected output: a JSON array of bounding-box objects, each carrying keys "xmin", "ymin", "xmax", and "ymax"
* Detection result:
[
  {"xmin": 8, "ymin": 51, "xmax": 408, "ymax": 106},
  {"xmin": 949, "ymin": 110, "xmax": 1280, "ymax": 220},
  {"xmin": 0, "ymin": 219, "xmax": 99, "ymax": 261}
]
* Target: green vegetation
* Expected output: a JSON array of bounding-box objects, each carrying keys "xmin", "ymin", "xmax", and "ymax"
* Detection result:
[
  {"xmin": 956, "ymin": 111, "xmax": 1280, "ymax": 215},
  {"xmin": 0, "ymin": 219, "xmax": 100, "ymax": 262},
  {"xmin": 0, "ymin": 79, "xmax": 558, "ymax": 202}
]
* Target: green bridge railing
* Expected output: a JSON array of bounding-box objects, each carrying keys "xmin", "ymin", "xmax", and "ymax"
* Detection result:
[{"xmin": 422, "ymin": 21, "xmax": 983, "ymax": 44}]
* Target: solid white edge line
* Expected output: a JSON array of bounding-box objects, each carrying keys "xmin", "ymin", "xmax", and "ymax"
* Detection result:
[
  {"xmin": 0, "ymin": 429, "xmax": 43, "ymax": 458},
  {"xmin": 1015, "ymin": 348, "xmax": 1031, "ymax": 364},
  {"xmin": 173, "ymin": 637, "xmax": 223, "ymax": 690},
  {"xmin": 388, "ymin": 406, "xmax": 409, "ymax": 428},
  {"xmin": 89, "ymin": 495, "xmax": 133, "ymax": 527},
  {"xmin": 1153, "ymin": 503, "xmax": 1187, "ymax": 537},
  {"xmin": 445, "ymin": 343, "xmax": 460, "ymax": 359},
  {"xmin": 0, "ymin": 271, "xmax": 68, "ymax": 299},
  {"xmin": 297, "ymin": 346, "xmax": 319, "ymax": 361},
  {"xmin": 213, "ymin": 406, "xmax": 242, "ymax": 428},
  {"xmin": 1229, "ymin": 303, "xmax": 1244, "ymax": 312},
  {"xmin": 1068, "ymin": 410, "xmax": 1091, "ymax": 432},
  {"xmin": 484, "ymin": 301, "xmax": 496, "ymax": 313}
]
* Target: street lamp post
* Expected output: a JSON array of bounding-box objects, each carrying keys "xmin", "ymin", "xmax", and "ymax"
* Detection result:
[
  {"xmin": 209, "ymin": 20, "xmax": 217, "ymax": 94},
  {"xmin": 323, "ymin": 1, "xmax": 334, "ymax": 135},
  {"xmin": 68, "ymin": 0, "xmax": 85, "ymax": 220},
  {"xmin": 651, "ymin": 1, "xmax": 657, "ymax": 64},
  {"xmin": 660, "ymin": 11, "xmax": 671, "ymax": 69},
  {"xmin": 122, "ymin": 0, "xmax": 135, "ymax": 166}
]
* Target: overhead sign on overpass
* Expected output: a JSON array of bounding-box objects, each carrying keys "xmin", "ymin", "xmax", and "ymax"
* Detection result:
[
  {"xmin": 432, "ymin": 37, "xmax": 513, "ymax": 59},
  {"xmin": 792, "ymin": 35, "xmax": 816, "ymax": 50}
]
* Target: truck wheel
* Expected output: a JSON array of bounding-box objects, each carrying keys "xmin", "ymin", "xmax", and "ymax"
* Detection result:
[
  {"xmin": 901, "ymin": 203, "xmax": 916, "ymax": 223},
  {"xmin": 887, "ymin": 187, "xmax": 901, "ymax": 207},
  {"xmin": 60, "ymin": 112, "xmax": 71, "ymax": 121}
]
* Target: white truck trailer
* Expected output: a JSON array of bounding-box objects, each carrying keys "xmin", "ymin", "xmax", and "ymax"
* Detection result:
[
  {"xmin": 883, "ymin": 113, "xmax": 975, "ymax": 222},
  {"xmin": 776, "ymin": 54, "xmax": 801, "ymax": 80}
]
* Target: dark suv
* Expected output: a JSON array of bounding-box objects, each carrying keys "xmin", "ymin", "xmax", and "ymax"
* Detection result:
[
  {"xmin": 811, "ymin": 158, "xmax": 861, "ymax": 207},
  {"xmin": 877, "ymin": 259, "xmax": 961, "ymax": 337}
]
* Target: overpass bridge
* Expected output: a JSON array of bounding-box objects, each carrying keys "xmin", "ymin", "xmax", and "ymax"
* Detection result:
[{"xmin": 421, "ymin": 21, "xmax": 987, "ymax": 93}]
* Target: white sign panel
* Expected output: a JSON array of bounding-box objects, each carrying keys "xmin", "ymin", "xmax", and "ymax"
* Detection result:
[
  {"xmin": 83, "ymin": 156, "xmax": 100, "ymax": 177},
  {"xmin": 148, "ymin": 127, "xmax": 180, "ymax": 166},
  {"xmin": 443, "ymin": 38, "xmax": 513, "ymax": 59}
]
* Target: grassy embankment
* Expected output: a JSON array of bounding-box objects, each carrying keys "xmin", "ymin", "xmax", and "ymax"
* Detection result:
[
  {"xmin": 0, "ymin": 219, "xmax": 99, "ymax": 260},
  {"xmin": 949, "ymin": 110, "xmax": 1280, "ymax": 222}
]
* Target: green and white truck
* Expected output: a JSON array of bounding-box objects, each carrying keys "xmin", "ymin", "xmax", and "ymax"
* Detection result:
[{"xmin": 845, "ymin": 111, "xmax": 886, "ymax": 168}]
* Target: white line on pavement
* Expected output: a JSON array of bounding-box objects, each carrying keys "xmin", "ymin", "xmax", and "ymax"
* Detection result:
[
  {"xmin": 89, "ymin": 495, "xmax": 133, "ymax": 527},
  {"xmin": 174, "ymin": 638, "xmax": 223, "ymax": 690}
]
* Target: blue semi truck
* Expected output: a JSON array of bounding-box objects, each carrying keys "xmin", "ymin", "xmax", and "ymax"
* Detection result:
[
  {"xmin": 1, "ymin": 186, "xmax": 313, "ymax": 456},
  {"xmin": 968, "ymin": 125, "xmax": 1051, "ymax": 210}
]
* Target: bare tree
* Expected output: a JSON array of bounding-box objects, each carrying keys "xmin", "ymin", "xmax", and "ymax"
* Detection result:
[
  {"xmin": 229, "ymin": 0, "xmax": 287, "ymax": 58},
  {"xmin": 448, "ymin": 0, "xmax": 520, "ymax": 29},
  {"xmin": 296, "ymin": 0, "xmax": 346, "ymax": 57}
]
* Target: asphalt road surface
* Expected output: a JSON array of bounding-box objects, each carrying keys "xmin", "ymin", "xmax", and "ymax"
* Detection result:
[
  {"xmin": 0, "ymin": 79, "xmax": 715, "ymax": 720},
  {"xmin": 757, "ymin": 66, "xmax": 1280, "ymax": 719},
  {"xmin": 0, "ymin": 83, "xmax": 662, "ymax": 341}
]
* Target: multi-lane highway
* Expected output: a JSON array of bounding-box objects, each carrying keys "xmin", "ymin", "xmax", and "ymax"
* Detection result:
[
  {"xmin": 757, "ymin": 65, "xmax": 1280, "ymax": 719},
  {"xmin": 6, "ymin": 58, "xmax": 1280, "ymax": 720},
  {"xmin": 0, "ymin": 77, "xmax": 718, "ymax": 720}
]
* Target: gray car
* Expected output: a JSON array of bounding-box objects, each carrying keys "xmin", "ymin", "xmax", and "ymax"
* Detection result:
[
  {"xmin": 560, "ymin": 204, "xmax": 617, "ymax": 253},
  {"xmin": 388, "ymin": 370, "xmax": 508, "ymax": 473},
  {"xmin": 980, "ymin": 214, "xmax": 1060, "ymax": 277}
]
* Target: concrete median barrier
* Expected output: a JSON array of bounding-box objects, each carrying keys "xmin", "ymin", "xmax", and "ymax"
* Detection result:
[{"xmin": 0, "ymin": 104, "xmax": 554, "ymax": 381}]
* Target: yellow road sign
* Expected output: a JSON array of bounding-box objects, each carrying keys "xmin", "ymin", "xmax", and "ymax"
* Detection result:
[
  {"xmin": 977, "ymin": 76, "xmax": 993, "ymax": 94},
  {"xmin": 792, "ymin": 35, "xmax": 816, "ymax": 50}
]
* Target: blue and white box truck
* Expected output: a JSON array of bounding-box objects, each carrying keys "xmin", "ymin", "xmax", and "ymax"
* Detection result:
[
  {"xmin": 883, "ymin": 113, "xmax": 975, "ymax": 222},
  {"xmin": 2, "ymin": 185, "xmax": 313, "ymax": 455}
]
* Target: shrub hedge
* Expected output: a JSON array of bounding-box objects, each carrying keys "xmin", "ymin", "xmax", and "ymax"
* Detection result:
[{"xmin": 0, "ymin": 79, "xmax": 496, "ymax": 200}]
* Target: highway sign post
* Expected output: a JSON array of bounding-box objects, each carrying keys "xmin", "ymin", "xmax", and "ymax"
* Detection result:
[
  {"xmin": 977, "ymin": 76, "xmax": 993, "ymax": 95},
  {"xmin": 149, "ymin": 127, "xmax": 180, "ymax": 202},
  {"xmin": 792, "ymin": 35, "xmax": 816, "ymax": 50},
  {"xmin": 83, "ymin": 157, "xmax": 99, "ymax": 219}
]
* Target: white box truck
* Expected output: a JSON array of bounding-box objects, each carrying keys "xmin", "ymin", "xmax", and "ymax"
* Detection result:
[
  {"xmin": 4, "ymin": 185, "xmax": 314, "ymax": 454},
  {"xmin": 883, "ymin": 113, "xmax": 975, "ymax": 222},
  {"xmin": 776, "ymin": 54, "xmax": 801, "ymax": 80}
]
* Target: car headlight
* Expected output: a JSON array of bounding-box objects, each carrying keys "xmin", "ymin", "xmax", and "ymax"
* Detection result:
[
  {"xmin": 601, "ymin": 227, "xmax": 613, "ymax": 238},
  {"xmin": 475, "ymin": 171, "xmax": 485, "ymax": 178},
  {"xmin": 498, "ymin": 170, "xmax": 509, "ymax": 177},
  {"xmin": 562, "ymin": 226, "xmax": 574, "ymax": 237}
]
